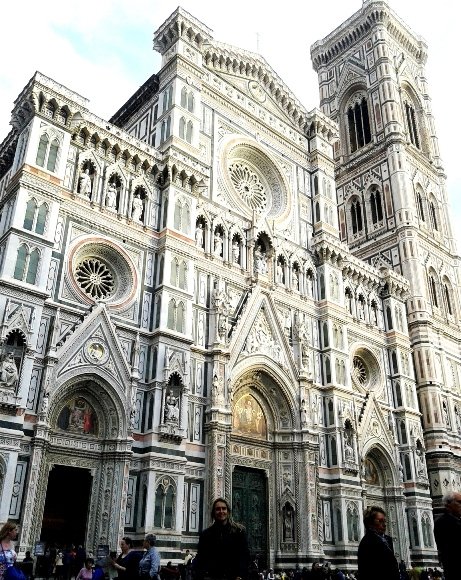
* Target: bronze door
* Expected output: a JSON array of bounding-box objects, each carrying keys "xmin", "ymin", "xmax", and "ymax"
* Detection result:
[{"xmin": 232, "ymin": 466, "xmax": 268, "ymax": 569}]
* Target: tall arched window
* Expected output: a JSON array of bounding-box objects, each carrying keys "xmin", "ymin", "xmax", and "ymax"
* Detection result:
[
  {"xmin": 351, "ymin": 199, "xmax": 363, "ymax": 234},
  {"xmin": 186, "ymin": 121, "xmax": 193, "ymax": 144},
  {"xmin": 428, "ymin": 273, "xmax": 438, "ymax": 307},
  {"xmin": 23, "ymin": 199, "xmax": 48, "ymax": 234},
  {"xmin": 36, "ymin": 132, "xmax": 60, "ymax": 172},
  {"xmin": 14, "ymin": 244, "xmax": 40, "ymax": 284},
  {"xmin": 347, "ymin": 97, "xmax": 371, "ymax": 153},
  {"xmin": 429, "ymin": 201, "xmax": 438, "ymax": 231},
  {"xmin": 405, "ymin": 102, "xmax": 420, "ymax": 148},
  {"xmin": 179, "ymin": 117, "xmax": 186, "ymax": 140},
  {"xmin": 416, "ymin": 191, "xmax": 425, "ymax": 221},
  {"xmin": 187, "ymin": 92, "xmax": 195, "ymax": 113},
  {"xmin": 369, "ymin": 186, "xmax": 383, "ymax": 224},
  {"xmin": 442, "ymin": 279, "xmax": 453, "ymax": 316},
  {"xmin": 154, "ymin": 477, "xmax": 176, "ymax": 529},
  {"xmin": 181, "ymin": 87, "xmax": 187, "ymax": 108}
]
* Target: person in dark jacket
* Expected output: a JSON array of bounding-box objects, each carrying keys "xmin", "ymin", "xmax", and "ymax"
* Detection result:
[
  {"xmin": 193, "ymin": 498, "xmax": 249, "ymax": 580},
  {"xmin": 357, "ymin": 506, "xmax": 399, "ymax": 580},
  {"xmin": 434, "ymin": 491, "xmax": 461, "ymax": 580}
]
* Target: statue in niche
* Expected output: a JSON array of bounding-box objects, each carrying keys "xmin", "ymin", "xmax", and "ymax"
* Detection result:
[
  {"xmin": 105, "ymin": 182, "xmax": 117, "ymax": 209},
  {"xmin": 283, "ymin": 504, "xmax": 295, "ymax": 541},
  {"xmin": 79, "ymin": 168, "xmax": 92, "ymax": 197},
  {"xmin": 195, "ymin": 223, "xmax": 204, "ymax": 248},
  {"xmin": 254, "ymin": 245, "xmax": 267, "ymax": 274},
  {"xmin": 276, "ymin": 262, "xmax": 284, "ymax": 284},
  {"xmin": 214, "ymin": 231, "xmax": 223, "ymax": 256},
  {"xmin": 300, "ymin": 399, "xmax": 309, "ymax": 425},
  {"xmin": 131, "ymin": 194, "xmax": 144, "ymax": 222},
  {"xmin": 415, "ymin": 448, "xmax": 426, "ymax": 478},
  {"xmin": 291, "ymin": 269, "xmax": 299, "ymax": 291},
  {"xmin": 232, "ymin": 240, "xmax": 240, "ymax": 264},
  {"xmin": 344, "ymin": 430, "xmax": 355, "ymax": 462},
  {"xmin": 0, "ymin": 352, "xmax": 19, "ymax": 389},
  {"xmin": 164, "ymin": 391, "xmax": 179, "ymax": 423}
]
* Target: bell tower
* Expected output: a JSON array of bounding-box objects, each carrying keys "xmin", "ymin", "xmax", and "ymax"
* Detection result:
[{"xmin": 311, "ymin": 0, "xmax": 461, "ymax": 509}]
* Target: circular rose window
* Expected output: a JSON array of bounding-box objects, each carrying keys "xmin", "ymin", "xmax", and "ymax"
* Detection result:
[
  {"xmin": 351, "ymin": 348, "xmax": 381, "ymax": 391},
  {"xmin": 75, "ymin": 258, "xmax": 115, "ymax": 299},
  {"xmin": 69, "ymin": 237, "xmax": 138, "ymax": 309},
  {"xmin": 229, "ymin": 162, "xmax": 267, "ymax": 213},
  {"xmin": 220, "ymin": 136, "xmax": 290, "ymax": 222}
]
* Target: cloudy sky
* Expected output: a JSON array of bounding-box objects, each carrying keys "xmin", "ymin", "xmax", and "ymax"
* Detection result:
[{"xmin": 0, "ymin": 1, "xmax": 458, "ymax": 243}]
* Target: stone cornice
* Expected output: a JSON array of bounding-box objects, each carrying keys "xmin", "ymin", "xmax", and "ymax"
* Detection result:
[{"xmin": 311, "ymin": 1, "xmax": 427, "ymax": 71}]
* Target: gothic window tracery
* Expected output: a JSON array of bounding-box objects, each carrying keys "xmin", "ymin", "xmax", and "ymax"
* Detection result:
[
  {"xmin": 350, "ymin": 198, "xmax": 363, "ymax": 235},
  {"xmin": 154, "ymin": 477, "xmax": 176, "ymax": 529},
  {"xmin": 167, "ymin": 299, "xmax": 185, "ymax": 332},
  {"xmin": 14, "ymin": 244, "xmax": 40, "ymax": 284},
  {"xmin": 346, "ymin": 95, "xmax": 371, "ymax": 153},
  {"xmin": 24, "ymin": 198, "xmax": 48, "ymax": 235},
  {"xmin": 428, "ymin": 271, "xmax": 438, "ymax": 307},
  {"xmin": 36, "ymin": 131, "xmax": 60, "ymax": 172},
  {"xmin": 404, "ymin": 101, "xmax": 420, "ymax": 148},
  {"xmin": 369, "ymin": 185, "xmax": 383, "ymax": 225}
]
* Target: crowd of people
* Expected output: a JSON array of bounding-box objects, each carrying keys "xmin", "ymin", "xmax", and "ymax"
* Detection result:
[{"xmin": 0, "ymin": 491, "xmax": 459, "ymax": 580}]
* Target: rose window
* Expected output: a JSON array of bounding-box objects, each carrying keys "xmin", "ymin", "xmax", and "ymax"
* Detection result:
[
  {"xmin": 75, "ymin": 258, "xmax": 115, "ymax": 299},
  {"xmin": 229, "ymin": 162, "xmax": 267, "ymax": 213},
  {"xmin": 352, "ymin": 356, "xmax": 368, "ymax": 386}
]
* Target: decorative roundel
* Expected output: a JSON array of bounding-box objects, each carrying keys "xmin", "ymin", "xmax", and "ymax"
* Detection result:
[
  {"xmin": 220, "ymin": 136, "xmax": 290, "ymax": 221},
  {"xmin": 75, "ymin": 258, "xmax": 115, "ymax": 299},
  {"xmin": 229, "ymin": 163, "xmax": 267, "ymax": 213},
  {"xmin": 69, "ymin": 236, "xmax": 138, "ymax": 309},
  {"xmin": 351, "ymin": 348, "xmax": 381, "ymax": 391}
]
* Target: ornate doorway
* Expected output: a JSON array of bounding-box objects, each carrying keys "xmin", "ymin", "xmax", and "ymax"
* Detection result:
[
  {"xmin": 41, "ymin": 465, "xmax": 92, "ymax": 546},
  {"xmin": 232, "ymin": 466, "xmax": 268, "ymax": 568}
]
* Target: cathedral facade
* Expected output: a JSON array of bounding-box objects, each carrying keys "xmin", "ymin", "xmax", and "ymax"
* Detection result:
[{"xmin": 0, "ymin": 0, "xmax": 458, "ymax": 571}]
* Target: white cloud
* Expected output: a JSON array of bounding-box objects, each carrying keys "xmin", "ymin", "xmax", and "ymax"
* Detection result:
[{"xmin": 1, "ymin": 0, "xmax": 459, "ymax": 243}]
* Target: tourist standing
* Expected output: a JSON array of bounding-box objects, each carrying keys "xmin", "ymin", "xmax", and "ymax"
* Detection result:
[
  {"xmin": 139, "ymin": 534, "xmax": 160, "ymax": 580},
  {"xmin": 357, "ymin": 506, "xmax": 399, "ymax": 580},
  {"xmin": 194, "ymin": 497, "xmax": 249, "ymax": 580},
  {"xmin": 0, "ymin": 522, "xmax": 18, "ymax": 580},
  {"xmin": 434, "ymin": 491, "xmax": 461, "ymax": 580}
]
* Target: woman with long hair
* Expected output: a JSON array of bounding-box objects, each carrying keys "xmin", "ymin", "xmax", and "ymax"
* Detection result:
[
  {"xmin": 193, "ymin": 498, "xmax": 249, "ymax": 580},
  {"xmin": 0, "ymin": 522, "xmax": 18, "ymax": 580}
]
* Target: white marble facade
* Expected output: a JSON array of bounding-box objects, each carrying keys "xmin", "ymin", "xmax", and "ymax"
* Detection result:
[{"xmin": 0, "ymin": 0, "xmax": 458, "ymax": 571}]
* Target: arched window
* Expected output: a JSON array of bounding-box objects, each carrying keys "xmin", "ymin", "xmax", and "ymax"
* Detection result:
[
  {"xmin": 23, "ymin": 199, "xmax": 48, "ymax": 234},
  {"xmin": 347, "ymin": 97, "xmax": 371, "ymax": 153},
  {"xmin": 176, "ymin": 302, "xmax": 185, "ymax": 332},
  {"xmin": 369, "ymin": 186, "xmax": 383, "ymax": 224},
  {"xmin": 405, "ymin": 102, "xmax": 420, "ymax": 148},
  {"xmin": 154, "ymin": 478, "xmax": 176, "ymax": 529},
  {"xmin": 170, "ymin": 259, "xmax": 179, "ymax": 287},
  {"xmin": 36, "ymin": 203, "xmax": 48, "ymax": 235},
  {"xmin": 181, "ymin": 87, "xmax": 187, "ymax": 108},
  {"xmin": 178, "ymin": 261, "xmax": 187, "ymax": 290},
  {"xmin": 36, "ymin": 132, "xmax": 60, "ymax": 172},
  {"xmin": 416, "ymin": 191, "xmax": 425, "ymax": 221},
  {"xmin": 351, "ymin": 199, "xmax": 363, "ymax": 234},
  {"xmin": 181, "ymin": 204, "xmax": 190, "ymax": 234},
  {"xmin": 347, "ymin": 504, "xmax": 360, "ymax": 542},
  {"xmin": 429, "ymin": 201, "xmax": 438, "ymax": 231},
  {"xmin": 187, "ymin": 92, "xmax": 195, "ymax": 113},
  {"xmin": 186, "ymin": 121, "xmax": 193, "ymax": 144},
  {"xmin": 428, "ymin": 274, "xmax": 438, "ymax": 307},
  {"xmin": 23, "ymin": 199, "xmax": 37, "ymax": 231},
  {"xmin": 174, "ymin": 201, "xmax": 182, "ymax": 230},
  {"xmin": 26, "ymin": 249, "xmax": 40, "ymax": 284},
  {"xmin": 14, "ymin": 245, "xmax": 28, "ymax": 280},
  {"xmin": 443, "ymin": 281, "xmax": 453, "ymax": 316},
  {"xmin": 179, "ymin": 117, "xmax": 186, "ymax": 140},
  {"xmin": 14, "ymin": 244, "xmax": 40, "ymax": 284},
  {"xmin": 167, "ymin": 299, "xmax": 176, "ymax": 330}
]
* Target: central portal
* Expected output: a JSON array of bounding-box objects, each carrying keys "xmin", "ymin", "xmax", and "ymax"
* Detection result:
[
  {"xmin": 232, "ymin": 466, "xmax": 268, "ymax": 568},
  {"xmin": 41, "ymin": 465, "xmax": 92, "ymax": 546}
]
